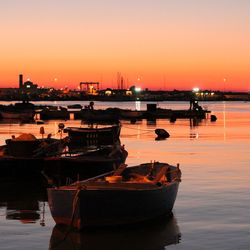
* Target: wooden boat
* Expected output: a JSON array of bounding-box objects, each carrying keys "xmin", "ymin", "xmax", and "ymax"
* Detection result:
[
  {"xmin": 74, "ymin": 109, "xmax": 119, "ymax": 123},
  {"xmin": 0, "ymin": 102, "xmax": 35, "ymax": 121},
  {"xmin": 0, "ymin": 133, "xmax": 68, "ymax": 178},
  {"xmin": 40, "ymin": 107, "xmax": 70, "ymax": 120},
  {"xmin": 119, "ymin": 109, "xmax": 144, "ymax": 120},
  {"xmin": 64, "ymin": 123, "xmax": 121, "ymax": 150},
  {"xmin": 43, "ymin": 144, "xmax": 128, "ymax": 185},
  {"xmin": 67, "ymin": 104, "xmax": 82, "ymax": 109},
  {"xmin": 48, "ymin": 162, "xmax": 181, "ymax": 229}
]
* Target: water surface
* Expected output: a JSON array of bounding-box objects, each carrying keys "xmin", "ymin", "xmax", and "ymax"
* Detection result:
[{"xmin": 0, "ymin": 101, "xmax": 249, "ymax": 250}]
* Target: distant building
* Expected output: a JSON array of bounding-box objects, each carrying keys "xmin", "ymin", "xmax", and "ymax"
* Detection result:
[
  {"xmin": 19, "ymin": 74, "xmax": 23, "ymax": 89},
  {"xmin": 22, "ymin": 80, "xmax": 38, "ymax": 91},
  {"xmin": 79, "ymin": 82, "xmax": 99, "ymax": 95},
  {"xmin": 19, "ymin": 74, "xmax": 38, "ymax": 94}
]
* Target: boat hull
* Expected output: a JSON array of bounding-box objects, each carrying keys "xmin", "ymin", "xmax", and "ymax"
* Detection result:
[
  {"xmin": 0, "ymin": 110, "xmax": 35, "ymax": 120},
  {"xmin": 48, "ymin": 181, "xmax": 179, "ymax": 229},
  {"xmin": 43, "ymin": 149, "xmax": 128, "ymax": 184},
  {"xmin": 64, "ymin": 124, "xmax": 121, "ymax": 150}
]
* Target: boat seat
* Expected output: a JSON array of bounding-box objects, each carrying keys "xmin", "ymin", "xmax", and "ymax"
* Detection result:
[
  {"xmin": 151, "ymin": 166, "xmax": 168, "ymax": 184},
  {"xmin": 113, "ymin": 163, "xmax": 127, "ymax": 176}
]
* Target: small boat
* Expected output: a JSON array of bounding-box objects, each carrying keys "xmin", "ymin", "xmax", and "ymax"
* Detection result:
[
  {"xmin": 119, "ymin": 109, "xmax": 144, "ymax": 120},
  {"xmin": 64, "ymin": 123, "xmax": 121, "ymax": 150},
  {"xmin": 67, "ymin": 104, "xmax": 82, "ymax": 109},
  {"xmin": 0, "ymin": 133, "xmax": 68, "ymax": 178},
  {"xmin": 48, "ymin": 162, "xmax": 181, "ymax": 229},
  {"xmin": 40, "ymin": 107, "xmax": 70, "ymax": 120},
  {"xmin": 74, "ymin": 109, "xmax": 119, "ymax": 123},
  {"xmin": 0, "ymin": 102, "xmax": 35, "ymax": 121},
  {"xmin": 43, "ymin": 144, "xmax": 128, "ymax": 184}
]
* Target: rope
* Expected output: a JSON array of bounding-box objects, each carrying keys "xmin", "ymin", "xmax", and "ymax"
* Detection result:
[
  {"xmin": 123, "ymin": 130, "xmax": 153, "ymax": 137},
  {"xmin": 70, "ymin": 189, "xmax": 81, "ymax": 225},
  {"xmin": 121, "ymin": 125, "xmax": 155, "ymax": 132}
]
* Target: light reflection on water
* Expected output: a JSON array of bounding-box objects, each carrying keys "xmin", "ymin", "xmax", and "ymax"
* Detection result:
[{"xmin": 0, "ymin": 101, "xmax": 250, "ymax": 250}]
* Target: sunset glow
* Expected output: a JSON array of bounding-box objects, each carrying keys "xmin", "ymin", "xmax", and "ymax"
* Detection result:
[{"xmin": 0, "ymin": 0, "xmax": 250, "ymax": 91}]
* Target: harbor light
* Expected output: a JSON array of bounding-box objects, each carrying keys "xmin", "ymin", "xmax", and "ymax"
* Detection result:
[
  {"xmin": 135, "ymin": 87, "xmax": 141, "ymax": 92},
  {"xmin": 105, "ymin": 90, "xmax": 112, "ymax": 96},
  {"xmin": 192, "ymin": 87, "xmax": 200, "ymax": 92}
]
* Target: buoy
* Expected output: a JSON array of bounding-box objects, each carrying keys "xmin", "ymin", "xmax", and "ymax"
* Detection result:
[
  {"xmin": 170, "ymin": 116, "xmax": 176, "ymax": 123},
  {"xmin": 58, "ymin": 123, "xmax": 65, "ymax": 130},
  {"xmin": 210, "ymin": 115, "xmax": 217, "ymax": 122},
  {"xmin": 40, "ymin": 126, "xmax": 45, "ymax": 138},
  {"xmin": 40, "ymin": 126, "xmax": 45, "ymax": 135},
  {"xmin": 155, "ymin": 129, "xmax": 170, "ymax": 140}
]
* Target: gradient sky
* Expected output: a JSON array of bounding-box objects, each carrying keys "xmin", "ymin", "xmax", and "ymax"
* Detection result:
[{"xmin": 0, "ymin": 0, "xmax": 250, "ymax": 91}]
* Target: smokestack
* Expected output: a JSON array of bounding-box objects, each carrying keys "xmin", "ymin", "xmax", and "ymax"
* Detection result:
[{"xmin": 19, "ymin": 74, "xmax": 23, "ymax": 89}]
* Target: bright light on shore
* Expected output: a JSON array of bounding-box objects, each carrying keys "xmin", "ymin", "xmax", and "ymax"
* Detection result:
[
  {"xmin": 135, "ymin": 87, "xmax": 141, "ymax": 92},
  {"xmin": 192, "ymin": 87, "xmax": 200, "ymax": 92}
]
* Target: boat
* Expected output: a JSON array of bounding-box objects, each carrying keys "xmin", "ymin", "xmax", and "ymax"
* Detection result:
[
  {"xmin": 40, "ymin": 123, "xmax": 126, "ymax": 185},
  {"xmin": 43, "ymin": 144, "xmax": 128, "ymax": 185},
  {"xmin": 0, "ymin": 102, "xmax": 35, "ymax": 121},
  {"xmin": 0, "ymin": 133, "xmax": 68, "ymax": 178},
  {"xmin": 119, "ymin": 109, "xmax": 144, "ymax": 120},
  {"xmin": 47, "ymin": 162, "xmax": 181, "ymax": 229},
  {"xmin": 39, "ymin": 107, "xmax": 70, "ymax": 120},
  {"xmin": 67, "ymin": 104, "xmax": 82, "ymax": 109},
  {"xmin": 145, "ymin": 101, "xmax": 211, "ymax": 120},
  {"xmin": 74, "ymin": 108, "xmax": 119, "ymax": 123},
  {"xmin": 64, "ymin": 123, "xmax": 121, "ymax": 151}
]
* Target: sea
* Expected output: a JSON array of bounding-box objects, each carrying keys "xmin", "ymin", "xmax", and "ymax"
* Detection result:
[{"xmin": 0, "ymin": 101, "xmax": 249, "ymax": 250}]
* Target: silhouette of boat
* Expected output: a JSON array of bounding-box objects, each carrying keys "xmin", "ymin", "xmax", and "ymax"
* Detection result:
[
  {"xmin": 48, "ymin": 162, "xmax": 181, "ymax": 229},
  {"xmin": 74, "ymin": 109, "xmax": 119, "ymax": 123},
  {"xmin": 0, "ymin": 133, "xmax": 68, "ymax": 178},
  {"xmin": 119, "ymin": 109, "xmax": 144, "ymax": 120},
  {"xmin": 0, "ymin": 102, "xmax": 35, "ymax": 121},
  {"xmin": 43, "ymin": 144, "xmax": 128, "ymax": 185},
  {"xmin": 40, "ymin": 106, "xmax": 70, "ymax": 120},
  {"xmin": 64, "ymin": 123, "xmax": 121, "ymax": 151}
]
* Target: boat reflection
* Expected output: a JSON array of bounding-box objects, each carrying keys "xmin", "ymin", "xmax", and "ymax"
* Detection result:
[
  {"xmin": 0, "ymin": 179, "xmax": 47, "ymax": 225},
  {"xmin": 49, "ymin": 214, "xmax": 181, "ymax": 250}
]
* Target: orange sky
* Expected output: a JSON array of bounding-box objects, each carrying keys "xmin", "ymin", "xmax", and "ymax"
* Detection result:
[{"xmin": 0, "ymin": 1, "xmax": 250, "ymax": 91}]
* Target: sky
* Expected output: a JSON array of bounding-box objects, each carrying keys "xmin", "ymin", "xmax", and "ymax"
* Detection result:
[{"xmin": 0, "ymin": 0, "xmax": 250, "ymax": 91}]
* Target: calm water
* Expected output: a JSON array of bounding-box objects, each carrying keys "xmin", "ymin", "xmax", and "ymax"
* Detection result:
[{"xmin": 0, "ymin": 101, "xmax": 249, "ymax": 250}]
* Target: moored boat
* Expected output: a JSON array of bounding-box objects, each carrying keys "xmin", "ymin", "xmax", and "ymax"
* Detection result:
[
  {"xmin": 43, "ymin": 144, "xmax": 128, "ymax": 185},
  {"xmin": 64, "ymin": 123, "xmax": 121, "ymax": 150},
  {"xmin": 39, "ymin": 107, "xmax": 70, "ymax": 120},
  {"xmin": 47, "ymin": 162, "xmax": 181, "ymax": 229},
  {"xmin": 119, "ymin": 109, "xmax": 144, "ymax": 120},
  {"xmin": 0, "ymin": 133, "xmax": 68, "ymax": 178},
  {"xmin": 74, "ymin": 109, "xmax": 119, "ymax": 123},
  {"xmin": 0, "ymin": 102, "xmax": 35, "ymax": 121}
]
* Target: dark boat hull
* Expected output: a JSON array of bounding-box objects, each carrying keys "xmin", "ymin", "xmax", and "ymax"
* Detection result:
[
  {"xmin": 48, "ymin": 181, "xmax": 179, "ymax": 229},
  {"xmin": 43, "ymin": 150, "xmax": 128, "ymax": 184},
  {"xmin": 64, "ymin": 124, "xmax": 121, "ymax": 150}
]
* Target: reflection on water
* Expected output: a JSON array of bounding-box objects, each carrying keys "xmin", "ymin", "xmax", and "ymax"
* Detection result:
[
  {"xmin": 0, "ymin": 179, "xmax": 47, "ymax": 226},
  {"xmin": 49, "ymin": 215, "xmax": 181, "ymax": 250}
]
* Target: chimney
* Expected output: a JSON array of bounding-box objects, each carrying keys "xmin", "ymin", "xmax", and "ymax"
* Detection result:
[{"xmin": 19, "ymin": 74, "xmax": 23, "ymax": 89}]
